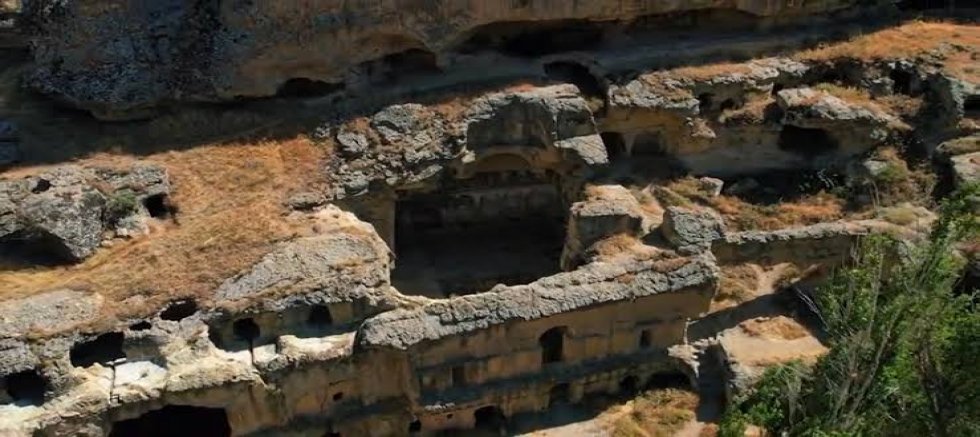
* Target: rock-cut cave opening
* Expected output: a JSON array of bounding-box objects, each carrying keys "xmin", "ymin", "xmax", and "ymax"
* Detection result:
[
  {"xmin": 108, "ymin": 405, "xmax": 231, "ymax": 437},
  {"xmin": 473, "ymin": 406, "xmax": 507, "ymax": 432},
  {"xmin": 3, "ymin": 370, "xmax": 48, "ymax": 406},
  {"xmin": 455, "ymin": 19, "xmax": 607, "ymax": 57},
  {"xmin": 70, "ymin": 332, "xmax": 126, "ymax": 368},
  {"xmin": 391, "ymin": 159, "xmax": 566, "ymax": 298},
  {"xmin": 778, "ymin": 125, "xmax": 838, "ymax": 157}
]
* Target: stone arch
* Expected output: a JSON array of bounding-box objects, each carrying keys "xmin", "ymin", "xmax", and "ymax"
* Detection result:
[
  {"xmin": 539, "ymin": 326, "xmax": 567, "ymax": 365},
  {"xmin": 619, "ymin": 374, "xmax": 640, "ymax": 395},
  {"xmin": 548, "ymin": 382, "xmax": 572, "ymax": 406},
  {"xmin": 473, "ymin": 405, "xmax": 507, "ymax": 432}
]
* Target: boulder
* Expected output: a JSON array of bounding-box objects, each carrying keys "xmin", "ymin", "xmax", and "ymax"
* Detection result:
[
  {"xmin": 561, "ymin": 185, "xmax": 644, "ymax": 269},
  {"xmin": 951, "ymin": 152, "xmax": 980, "ymax": 188},
  {"xmin": 0, "ymin": 163, "xmax": 171, "ymax": 263},
  {"xmin": 661, "ymin": 207, "xmax": 726, "ymax": 254}
]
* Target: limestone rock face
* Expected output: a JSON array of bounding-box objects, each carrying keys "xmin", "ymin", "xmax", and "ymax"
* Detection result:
[
  {"xmin": 661, "ymin": 207, "xmax": 726, "ymax": 254},
  {"xmin": 214, "ymin": 207, "xmax": 395, "ymax": 313},
  {"xmin": 22, "ymin": 0, "xmax": 870, "ymax": 119},
  {"xmin": 0, "ymin": 163, "xmax": 170, "ymax": 262},
  {"xmin": 327, "ymin": 85, "xmax": 601, "ymax": 200},
  {"xmin": 561, "ymin": 185, "xmax": 644, "ymax": 269},
  {"xmin": 0, "ymin": 166, "xmax": 106, "ymax": 261}
]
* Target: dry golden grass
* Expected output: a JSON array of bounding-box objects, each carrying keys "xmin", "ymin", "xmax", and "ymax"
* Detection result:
[
  {"xmin": 663, "ymin": 177, "xmax": 847, "ymax": 231},
  {"xmin": 719, "ymin": 92, "xmax": 776, "ymax": 125},
  {"xmin": 607, "ymin": 389, "xmax": 699, "ymax": 437},
  {"xmin": 740, "ymin": 316, "xmax": 809, "ymax": 341},
  {"xmin": 797, "ymin": 21, "xmax": 980, "ymax": 68},
  {"xmin": 715, "ymin": 264, "xmax": 760, "ymax": 307},
  {"xmin": 865, "ymin": 146, "xmax": 937, "ymax": 207},
  {"xmin": 670, "ymin": 62, "xmax": 753, "ymax": 81},
  {"xmin": 0, "ymin": 136, "xmax": 330, "ymax": 320}
]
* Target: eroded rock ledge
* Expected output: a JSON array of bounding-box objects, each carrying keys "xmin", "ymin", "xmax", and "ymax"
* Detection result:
[{"xmin": 23, "ymin": 0, "xmax": 889, "ymax": 119}]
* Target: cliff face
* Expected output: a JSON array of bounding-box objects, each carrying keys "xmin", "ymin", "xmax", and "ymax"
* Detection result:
[
  {"xmin": 1, "ymin": 1, "xmax": 978, "ymax": 436},
  {"xmin": 24, "ymin": 0, "xmax": 873, "ymax": 119}
]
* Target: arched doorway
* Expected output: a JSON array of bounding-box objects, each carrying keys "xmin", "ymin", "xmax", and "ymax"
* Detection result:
[
  {"xmin": 539, "ymin": 327, "xmax": 566, "ymax": 365},
  {"xmin": 473, "ymin": 405, "xmax": 507, "ymax": 433}
]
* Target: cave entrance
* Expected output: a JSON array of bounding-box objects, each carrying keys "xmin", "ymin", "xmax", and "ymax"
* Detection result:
[
  {"xmin": 109, "ymin": 405, "xmax": 231, "ymax": 437},
  {"xmin": 143, "ymin": 194, "xmax": 173, "ymax": 219},
  {"xmin": 600, "ymin": 132, "xmax": 627, "ymax": 161},
  {"xmin": 3, "ymin": 370, "xmax": 47, "ymax": 406},
  {"xmin": 778, "ymin": 125, "xmax": 838, "ymax": 157},
  {"xmin": 890, "ymin": 69, "xmax": 915, "ymax": 95},
  {"xmin": 632, "ymin": 132, "xmax": 667, "ymax": 157},
  {"xmin": 539, "ymin": 327, "xmax": 566, "ymax": 365},
  {"xmin": 455, "ymin": 20, "xmax": 607, "ymax": 57},
  {"xmin": 645, "ymin": 372, "xmax": 691, "ymax": 390},
  {"xmin": 160, "ymin": 299, "xmax": 197, "ymax": 321},
  {"xmin": 70, "ymin": 332, "xmax": 126, "ymax": 368},
  {"xmin": 619, "ymin": 375, "xmax": 639, "ymax": 395},
  {"xmin": 391, "ymin": 156, "xmax": 566, "ymax": 298},
  {"xmin": 965, "ymin": 95, "xmax": 980, "ymax": 118},
  {"xmin": 473, "ymin": 406, "xmax": 507, "ymax": 432},
  {"xmin": 544, "ymin": 61, "xmax": 607, "ymax": 112}
]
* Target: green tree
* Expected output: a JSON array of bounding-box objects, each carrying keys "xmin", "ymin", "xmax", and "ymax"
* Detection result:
[{"xmin": 720, "ymin": 184, "xmax": 979, "ymax": 437}]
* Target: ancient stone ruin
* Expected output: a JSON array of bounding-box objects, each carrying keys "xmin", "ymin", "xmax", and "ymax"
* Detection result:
[{"xmin": 0, "ymin": 1, "xmax": 977, "ymax": 436}]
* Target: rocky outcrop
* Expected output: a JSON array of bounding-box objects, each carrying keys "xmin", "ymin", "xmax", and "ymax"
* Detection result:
[
  {"xmin": 661, "ymin": 207, "xmax": 726, "ymax": 255},
  {"xmin": 0, "ymin": 163, "xmax": 170, "ymax": 262},
  {"xmin": 22, "ymin": 1, "xmax": 884, "ymax": 119},
  {"xmin": 561, "ymin": 185, "xmax": 645, "ymax": 269},
  {"xmin": 327, "ymin": 85, "xmax": 603, "ymax": 200},
  {"xmin": 360, "ymin": 254, "xmax": 718, "ymax": 350}
]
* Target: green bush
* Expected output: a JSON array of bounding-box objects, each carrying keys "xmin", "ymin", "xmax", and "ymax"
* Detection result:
[
  {"xmin": 106, "ymin": 190, "xmax": 138, "ymax": 221},
  {"xmin": 719, "ymin": 184, "xmax": 979, "ymax": 436}
]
